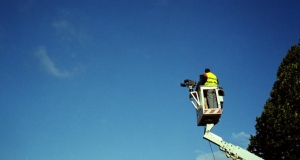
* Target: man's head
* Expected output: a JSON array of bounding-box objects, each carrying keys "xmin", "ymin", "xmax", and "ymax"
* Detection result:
[{"xmin": 205, "ymin": 68, "xmax": 210, "ymax": 73}]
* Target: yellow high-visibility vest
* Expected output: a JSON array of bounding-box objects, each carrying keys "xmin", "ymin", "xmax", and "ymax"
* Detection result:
[{"xmin": 204, "ymin": 72, "xmax": 218, "ymax": 86}]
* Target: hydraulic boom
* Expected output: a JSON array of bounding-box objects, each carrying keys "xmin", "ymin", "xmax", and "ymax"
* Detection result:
[{"xmin": 204, "ymin": 124, "xmax": 263, "ymax": 160}]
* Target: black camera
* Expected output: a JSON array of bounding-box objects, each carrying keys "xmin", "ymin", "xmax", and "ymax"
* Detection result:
[{"xmin": 180, "ymin": 79, "xmax": 196, "ymax": 88}]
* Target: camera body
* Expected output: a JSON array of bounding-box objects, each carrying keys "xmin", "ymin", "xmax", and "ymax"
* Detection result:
[{"xmin": 180, "ymin": 79, "xmax": 196, "ymax": 91}]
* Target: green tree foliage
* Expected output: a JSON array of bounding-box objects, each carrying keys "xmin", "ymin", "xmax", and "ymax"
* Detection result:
[{"xmin": 248, "ymin": 41, "xmax": 300, "ymax": 160}]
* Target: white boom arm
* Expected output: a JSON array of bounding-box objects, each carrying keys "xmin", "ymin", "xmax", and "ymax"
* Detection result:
[{"xmin": 204, "ymin": 124, "xmax": 263, "ymax": 160}]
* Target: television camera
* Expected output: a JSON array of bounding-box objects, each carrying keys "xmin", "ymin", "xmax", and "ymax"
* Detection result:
[{"xmin": 180, "ymin": 79, "xmax": 197, "ymax": 92}]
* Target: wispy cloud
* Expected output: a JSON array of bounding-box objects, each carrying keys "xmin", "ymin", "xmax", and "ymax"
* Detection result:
[
  {"xmin": 34, "ymin": 47, "xmax": 74, "ymax": 78},
  {"xmin": 52, "ymin": 20, "xmax": 90, "ymax": 44},
  {"xmin": 230, "ymin": 131, "xmax": 250, "ymax": 148},
  {"xmin": 196, "ymin": 150, "xmax": 228, "ymax": 160}
]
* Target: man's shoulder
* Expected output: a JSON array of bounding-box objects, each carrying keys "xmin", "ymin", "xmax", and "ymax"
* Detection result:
[{"xmin": 210, "ymin": 72, "xmax": 217, "ymax": 76}]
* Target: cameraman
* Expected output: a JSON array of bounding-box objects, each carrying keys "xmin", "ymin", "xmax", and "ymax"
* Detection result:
[{"xmin": 196, "ymin": 68, "xmax": 219, "ymax": 108}]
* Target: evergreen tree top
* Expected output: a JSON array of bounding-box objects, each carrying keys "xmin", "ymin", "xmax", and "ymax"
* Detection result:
[{"xmin": 248, "ymin": 40, "xmax": 300, "ymax": 160}]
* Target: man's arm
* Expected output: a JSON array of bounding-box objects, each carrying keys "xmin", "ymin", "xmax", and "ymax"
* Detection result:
[
  {"xmin": 201, "ymin": 74, "xmax": 207, "ymax": 85},
  {"xmin": 196, "ymin": 75, "xmax": 207, "ymax": 91}
]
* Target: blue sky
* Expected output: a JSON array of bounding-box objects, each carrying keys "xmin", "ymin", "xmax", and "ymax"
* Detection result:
[{"xmin": 1, "ymin": 0, "xmax": 299, "ymax": 160}]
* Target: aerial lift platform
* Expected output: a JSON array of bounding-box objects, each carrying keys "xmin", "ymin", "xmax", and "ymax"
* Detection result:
[{"xmin": 180, "ymin": 79, "xmax": 263, "ymax": 160}]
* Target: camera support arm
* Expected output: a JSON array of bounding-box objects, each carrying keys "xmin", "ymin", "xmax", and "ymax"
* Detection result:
[{"xmin": 204, "ymin": 124, "xmax": 263, "ymax": 160}]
